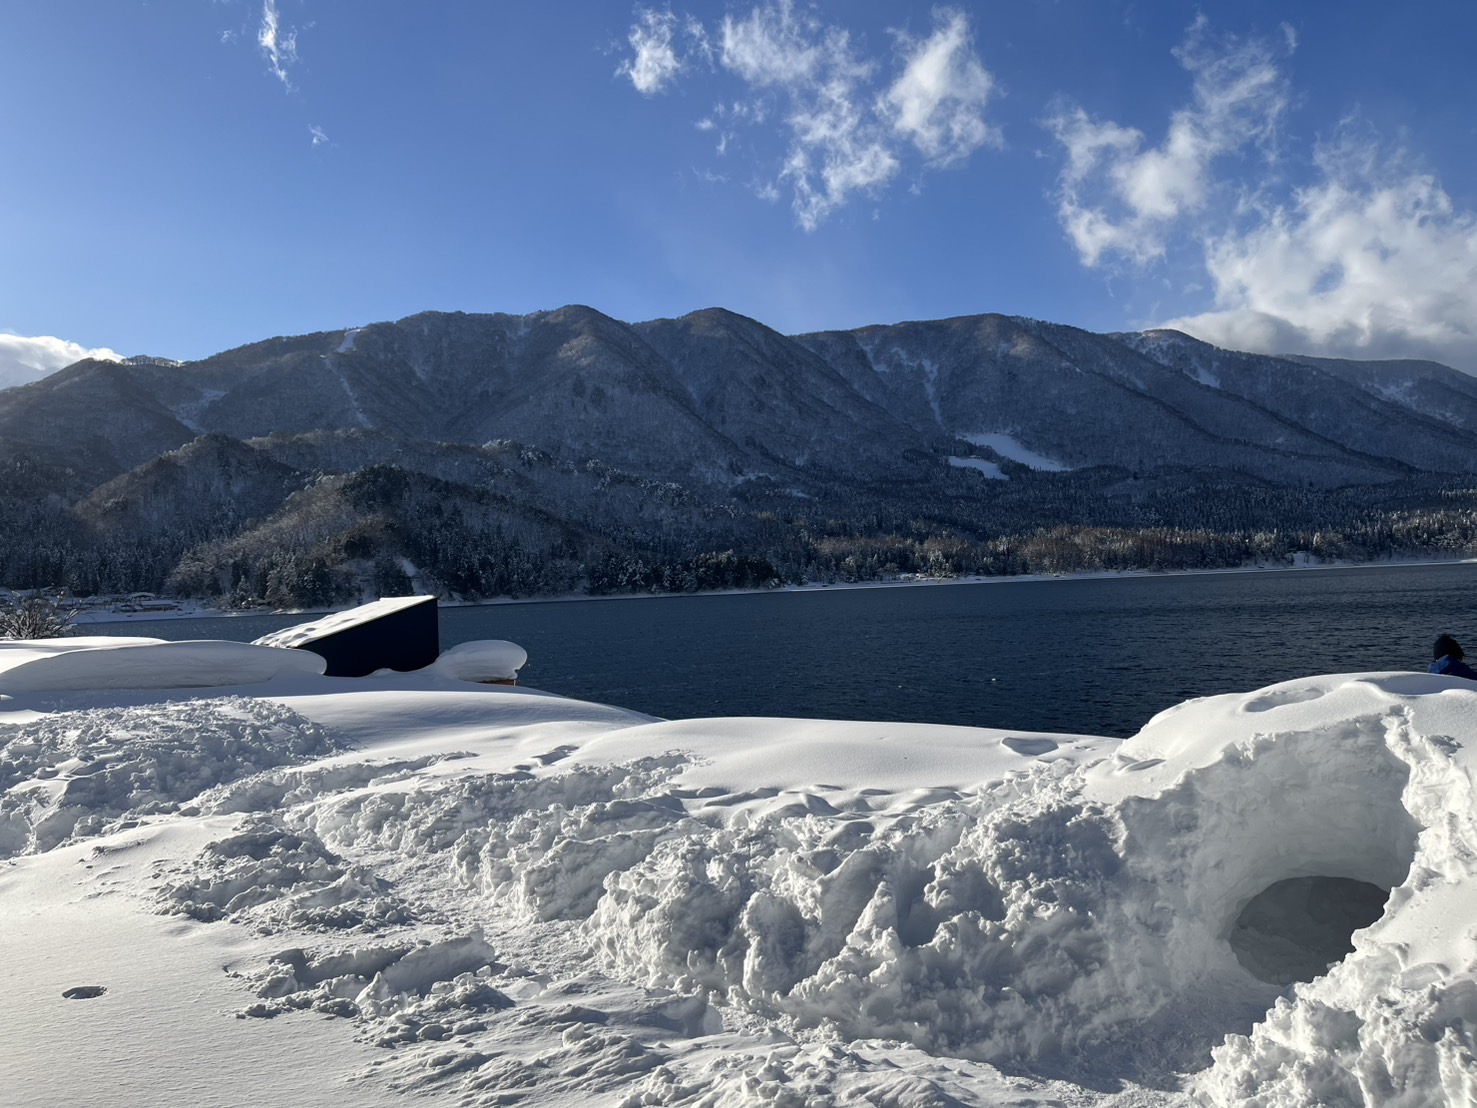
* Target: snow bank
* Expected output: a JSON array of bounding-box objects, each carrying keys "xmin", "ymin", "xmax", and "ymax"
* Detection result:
[
  {"xmin": 2, "ymin": 660, "xmax": 1475, "ymax": 1106},
  {"xmin": 0, "ymin": 636, "xmax": 324, "ymax": 693}
]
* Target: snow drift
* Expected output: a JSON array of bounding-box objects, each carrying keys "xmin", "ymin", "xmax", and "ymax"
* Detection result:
[
  {"xmin": 1, "ymin": 636, "xmax": 1474, "ymax": 1106},
  {"xmin": 0, "ymin": 635, "xmax": 324, "ymax": 693}
]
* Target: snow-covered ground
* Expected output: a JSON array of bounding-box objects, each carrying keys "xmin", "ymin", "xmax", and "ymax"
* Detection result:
[
  {"xmin": 2, "ymin": 636, "xmax": 1475, "ymax": 1106},
  {"xmin": 959, "ymin": 432, "xmax": 1071, "ymax": 472},
  {"xmin": 948, "ymin": 456, "xmax": 1008, "ymax": 480}
]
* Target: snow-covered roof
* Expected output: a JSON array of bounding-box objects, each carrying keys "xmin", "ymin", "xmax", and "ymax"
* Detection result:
[{"xmin": 253, "ymin": 595, "xmax": 437, "ymax": 650}]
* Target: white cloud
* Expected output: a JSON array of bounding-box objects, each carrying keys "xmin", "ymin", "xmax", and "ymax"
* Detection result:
[
  {"xmin": 880, "ymin": 9, "xmax": 998, "ymax": 165},
  {"xmin": 618, "ymin": 8, "xmax": 684, "ymax": 95},
  {"xmin": 1163, "ymin": 134, "xmax": 1477, "ymax": 371},
  {"xmin": 779, "ymin": 62, "xmax": 899, "ymax": 229},
  {"xmin": 718, "ymin": 3, "xmax": 898, "ymax": 230},
  {"xmin": 1047, "ymin": 17, "xmax": 1290, "ymax": 265},
  {"xmin": 0, "ymin": 335, "xmax": 122, "ymax": 392},
  {"xmin": 620, "ymin": 2, "xmax": 1000, "ymax": 230},
  {"xmin": 719, "ymin": 0, "xmax": 823, "ymax": 87},
  {"xmin": 259, "ymin": 0, "xmax": 299, "ymax": 89},
  {"xmin": 1049, "ymin": 20, "xmax": 1477, "ymax": 371}
]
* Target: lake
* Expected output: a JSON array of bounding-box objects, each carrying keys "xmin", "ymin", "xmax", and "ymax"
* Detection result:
[{"xmin": 80, "ymin": 562, "xmax": 1477, "ymax": 737}]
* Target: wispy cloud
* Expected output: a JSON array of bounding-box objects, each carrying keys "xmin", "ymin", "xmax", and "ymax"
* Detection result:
[
  {"xmin": 1163, "ymin": 128, "xmax": 1477, "ymax": 370},
  {"xmin": 1044, "ymin": 18, "xmax": 1477, "ymax": 370},
  {"xmin": 220, "ymin": 1, "xmax": 325, "ymax": 143},
  {"xmin": 719, "ymin": 0, "xmax": 827, "ymax": 87},
  {"xmin": 619, "ymin": 3, "xmax": 1000, "ymax": 230},
  {"xmin": 259, "ymin": 0, "xmax": 299, "ymax": 89},
  {"xmin": 618, "ymin": 8, "xmax": 685, "ymax": 95},
  {"xmin": 0, "ymin": 334, "xmax": 122, "ymax": 392},
  {"xmin": 1046, "ymin": 17, "xmax": 1290, "ymax": 266}
]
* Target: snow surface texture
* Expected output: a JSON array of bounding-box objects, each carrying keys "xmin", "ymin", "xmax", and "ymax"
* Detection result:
[
  {"xmin": 0, "ymin": 695, "xmax": 346, "ymax": 858},
  {"xmin": 1, "ymin": 640, "xmax": 1475, "ymax": 1106},
  {"xmin": 960, "ymin": 431, "xmax": 1071, "ymax": 472}
]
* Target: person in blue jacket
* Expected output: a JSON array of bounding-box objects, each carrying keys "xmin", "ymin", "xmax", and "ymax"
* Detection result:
[{"xmin": 1429, "ymin": 634, "xmax": 1477, "ymax": 680}]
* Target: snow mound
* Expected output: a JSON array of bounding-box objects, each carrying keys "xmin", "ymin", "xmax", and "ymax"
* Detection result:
[
  {"xmin": 1166, "ymin": 676, "xmax": 1477, "ymax": 1106},
  {"xmin": 301, "ymin": 757, "xmax": 691, "ymax": 923},
  {"xmin": 242, "ymin": 932, "xmax": 509, "ymax": 1032},
  {"xmin": 159, "ymin": 816, "xmax": 419, "ymax": 931},
  {"xmin": 0, "ymin": 636, "xmax": 325, "ymax": 693},
  {"xmin": 427, "ymin": 640, "xmax": 528, "ymax": 682},
  {"xmin": 274, "ymin": 674, "xmax": 1477, "ymax": 1099},
  {"xmin": 0, "ymin": 697, "xmax": 347, "ymax": 857}
]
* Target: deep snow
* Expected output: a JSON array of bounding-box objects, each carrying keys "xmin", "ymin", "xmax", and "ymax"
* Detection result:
[{"xmin": 1, "ymin": 636, "xmax": 1474, "ymax": 1106}]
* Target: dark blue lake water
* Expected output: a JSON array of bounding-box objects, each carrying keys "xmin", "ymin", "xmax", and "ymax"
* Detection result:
[{"xmin": 83, "ymin": 563, "xmax": 1477, "ymax": 737}]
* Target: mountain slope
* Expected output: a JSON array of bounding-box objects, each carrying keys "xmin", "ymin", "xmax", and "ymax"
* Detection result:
[
  {"xmin": 76, "ymin": 433, "xmax": 307, "ymax": 543},
  {"xmin": 0, "ymin": 359, "xmax": 197, "ymax": 481},
  {"xmin": 1122, "ymin": 331, "xmax": 1477, "ymax": 473},
  {"xmin": 6, "ymin": 306, "xmax": 1477, "ymax": 494},
  {"xmin": 796, "ymin": 315, "xmax": 1469, "ymax": 487},
  {"xmin": 633, "ymin": 308, "xmax": 936, "ymax": 481}
]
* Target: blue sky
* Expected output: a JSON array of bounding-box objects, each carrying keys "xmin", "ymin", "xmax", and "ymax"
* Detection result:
[{"xmin": 3, "ymin": 1, "xmax": 1476, "ymax": 385}]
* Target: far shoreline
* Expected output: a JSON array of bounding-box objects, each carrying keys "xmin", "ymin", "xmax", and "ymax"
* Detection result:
[{"xmin": 68, "ymin": 554, "xmax": 1477, "ymax": 626}]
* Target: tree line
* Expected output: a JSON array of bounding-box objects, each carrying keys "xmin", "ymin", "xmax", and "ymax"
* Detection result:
[{"xmin": 3, "ymin": 457, "xmax": 1476, "ymax": 608}]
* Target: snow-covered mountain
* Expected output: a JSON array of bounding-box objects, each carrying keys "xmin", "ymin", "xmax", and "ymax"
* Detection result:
[
  {"xmin": 7, "ymin": 306, "xmax": 1477, "ymax": 490},
  {"xmin": 7, "ymin": 305, "xmax": 1477, "ymax": 603}
]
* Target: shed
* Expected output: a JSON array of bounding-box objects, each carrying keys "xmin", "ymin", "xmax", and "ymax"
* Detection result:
[{"xmin": 254, "ymin": 595, "xmax": 440, "ymax": 677}]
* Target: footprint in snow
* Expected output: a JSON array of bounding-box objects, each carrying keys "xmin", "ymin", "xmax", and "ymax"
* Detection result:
[
  {"xmin": 1243, "ymin": 685, "xmax": 1327, "ymax": 712},
  {"xmin": 1002, "ymin": 737, "xmax": 1059, "ymax": 756}
]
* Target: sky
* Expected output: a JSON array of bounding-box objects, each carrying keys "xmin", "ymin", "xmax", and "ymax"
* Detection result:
[{"xmin": 3, "ymin": 1, "xmax": 1477, "ymax": 387}]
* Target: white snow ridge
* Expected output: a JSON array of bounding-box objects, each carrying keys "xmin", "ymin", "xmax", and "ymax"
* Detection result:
[{"xmin": 1, "ymin": 636, "xmax": 1475, "ymax": 1106}]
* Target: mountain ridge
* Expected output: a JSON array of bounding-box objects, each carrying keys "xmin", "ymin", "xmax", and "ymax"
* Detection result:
[
  {"xmin": 4, "ymin": 304, "xmax": 1477, "ymax": 604},
  {"xmin": 11, "ymin": 304, "xmax": 1477, "ymax": 490}
]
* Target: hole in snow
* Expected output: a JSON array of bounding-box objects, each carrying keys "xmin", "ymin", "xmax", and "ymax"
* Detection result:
[{"xmin": 1228, "ymin": 876, "xmax": 1390, "ymax": 986}]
